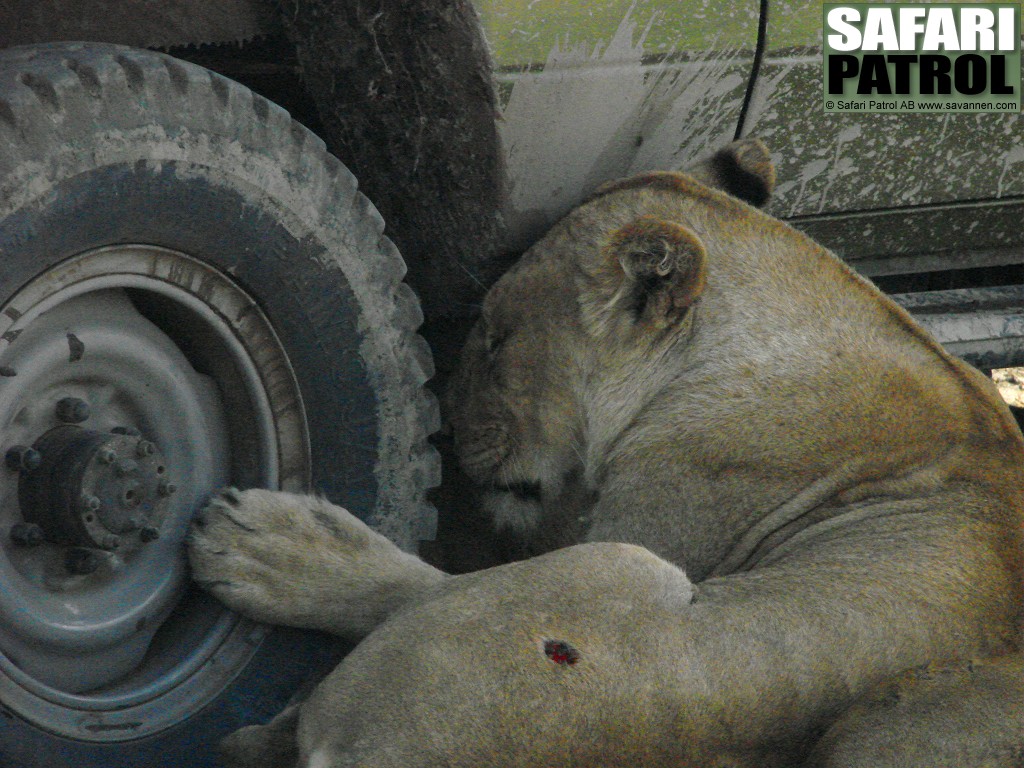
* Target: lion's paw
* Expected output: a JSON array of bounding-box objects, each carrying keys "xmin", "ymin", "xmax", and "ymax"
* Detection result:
[
  {"xmin": 188, "ymin": 489, "xmax": 443, "ymax": 638},
  {"xmin": 188, "ymin": 488, "xmax": 352, "ymax": 628}
]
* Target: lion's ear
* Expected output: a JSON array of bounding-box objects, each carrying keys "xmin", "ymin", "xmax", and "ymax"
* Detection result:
[
  {"xmin": 582, "ymin": 216, "xmax": 706, "ymax": 335},
  {"xmin": 687, "ymin": 138, "xmax": 775, "ymax": 208}
]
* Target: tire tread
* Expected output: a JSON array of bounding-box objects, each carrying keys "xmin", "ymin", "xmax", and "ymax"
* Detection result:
[{"xmin": 0, "ymin": 42, "xmax": 439, "ymax": 548}]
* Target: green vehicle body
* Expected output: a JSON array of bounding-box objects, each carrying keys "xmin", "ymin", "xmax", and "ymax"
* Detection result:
[
  {"xmin": 4, "ymin": 0, "xmax": 763, "ymax": 288},
  {"xmin": 6, "ymin": 0, "xmax": 1022, "ymax": 325}
]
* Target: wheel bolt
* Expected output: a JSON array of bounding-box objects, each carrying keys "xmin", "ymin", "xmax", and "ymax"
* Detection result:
[
  {"xmin": 97, "ymin": 447, "xmax": 116, "ymax": 465},
  {"xmin": 140, "ymin": 526, "xmax": 160, "ymax": 543},
  {"xmin": 111, "ymin": 426, "xmax": 141, "ymax": 437},
  {"xmin": 79, "ymin": 494, "xmax": 101, "ymax": 513},
  {"xmin": 115, "ymin": 459, "xmax": 138, "ymax": 477},
  {"xmin": 100, "ymin": 534, "xmax": 121, "ymax": 550},
  {"xmin": 158, "ymin": 480, "xmax": 177, "ymax": 497},
  {"xmin": 65, "ymin": 547, "xmax": 100, "ymax": 575},
  {"xmin": 5, "ymin": 445, "xmax": 42, "ymax": 472},
  {"xmin": 56, "ymin": 397, "xmax": 90, "ymax": 424},
  {"xmin": 10, "ymin": 522, "xmax": 44, "ymax": 547},
  {"xmin": 136, "ymin": 440, "xmax": 155, "ymax": 457}
]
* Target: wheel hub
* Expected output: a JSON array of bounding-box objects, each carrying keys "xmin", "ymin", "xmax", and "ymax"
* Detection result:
[
  {"xmin": 16, "ymin": 424, "xmax": 175, "ymax": 556},
  {"xmin": 0, "ymin": 244, "xmax": 307, "ymax": 739}
]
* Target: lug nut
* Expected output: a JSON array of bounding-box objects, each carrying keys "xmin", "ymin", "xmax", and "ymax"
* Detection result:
[
  {"xmin": 111, "ymin": 426, "xmax": 141, "ymax": 437},
  {"xmin": 56, "ymin": 397, "xmax": 90, "ymax": 424},
  {"xmin": 139, "ymin": 526, "xmax": 160, "ymax": 543},
  {"xmin": 121, "ymin": 483, "xmax": 142, "ymax": 508},
  {"xmin": 65, "ymin": 547, "xmax": 100, "ymax": 575},
  {"xmin": 79, "ymin": 494, "xmax": 101, "ymax": 513},
  {"xmin": 115, "ymin": 459, "xmax": 138, "ymax": 477},
  {"xmin": 10, "ymin": 522, "xmax": 44, "ymax": 547},
  {"xmin": 6, "ymin": 445, "xmax": 42, "ymax": 472},
  {"xmin": 100, "ymin": 534, "xmax": 121, "ymax": 550},
  {"xmin": 136, "ymin": 440, "xmax": 155, "ymax": 457},
  {"xmin": 158, "ymin": 480, "xmax": 177, "ymax": 497},
  {"xmin": 97, "ymin": 446, "xmax": 116, "ymax": 464}
]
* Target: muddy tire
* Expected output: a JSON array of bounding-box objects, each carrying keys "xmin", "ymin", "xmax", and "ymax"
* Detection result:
[{"xmin": 0, "ymin": 42, "xmax": 438, "ymax": 765}]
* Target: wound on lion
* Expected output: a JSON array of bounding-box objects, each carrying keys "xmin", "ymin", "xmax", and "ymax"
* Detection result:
[{"xmin": 543, "ymin": 639, "xmax": 580, "ymax": 666}]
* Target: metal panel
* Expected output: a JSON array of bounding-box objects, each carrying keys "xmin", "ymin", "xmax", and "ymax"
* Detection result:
[
  {"xmin": 894, "ymin": 285, "xmax": 1024, "ymax": 369},
  {"xmin": 745, "ymin": 1, "xmax": 1024, "ymax": 221},
  {"xmin": 476, "ymin": 0, "xmax": 761, "ymax": 251},
  {"xmin": 791, "ymin": 198, "xmax": 1024, "ymax": 275}
]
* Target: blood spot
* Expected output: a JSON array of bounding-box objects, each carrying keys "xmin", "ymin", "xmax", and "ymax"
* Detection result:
[{"xmin": 543, "ymin": 639, "xmax": 580, "ymax": 666}]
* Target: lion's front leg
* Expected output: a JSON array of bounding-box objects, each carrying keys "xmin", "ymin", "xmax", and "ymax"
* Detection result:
[
  {"xmin": 188, "ymin": 489, "xmax": 445, "ymax": 639},
  {"xmin": 273, "ymin": 514, "xmax": 1017, "ymax": 767},
  {"xmin": 281, "ymin": 542, "xmax": 698, "ymax": 768}
]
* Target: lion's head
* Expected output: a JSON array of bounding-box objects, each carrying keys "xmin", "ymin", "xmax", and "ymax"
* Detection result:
[
  {"xmin": 446, "ymin": 134, "xmax": 1016, "ymax": 570},
  {"xmin": 447, "ymin": 140, "xmax": 778, "ymax": 538}
]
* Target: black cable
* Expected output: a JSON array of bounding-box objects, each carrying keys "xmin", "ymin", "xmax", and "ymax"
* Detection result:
[{"xmin": 734, "ymin": 0, "xmax": 770, "ymax": 140}]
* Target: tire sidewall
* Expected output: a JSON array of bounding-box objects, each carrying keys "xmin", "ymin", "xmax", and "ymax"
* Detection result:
[
  {"xmin": 0, "ymin": 43, "xmax": 437, "ymax": 765},
  {"xmin": 0, "ymin": 120, "xmax": 364, "ymax": 768},
  {"xmin": 0, "ymin": 159, "xmax": 383, "ymax": 517}
]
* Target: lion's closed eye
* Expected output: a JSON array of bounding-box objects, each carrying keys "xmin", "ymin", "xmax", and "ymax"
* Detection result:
[{"xmin": 485, "ymin": 329, "xmax": 511, "ymax": 357}]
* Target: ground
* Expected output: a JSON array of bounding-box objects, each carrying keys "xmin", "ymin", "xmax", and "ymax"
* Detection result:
[{"xmin": 993, "ymin": 368, "xmax": 1024, "ymax": 408}]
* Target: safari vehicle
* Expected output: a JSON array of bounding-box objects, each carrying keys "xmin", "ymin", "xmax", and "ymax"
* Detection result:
[{"xmin": 0, "ymin": 1, "xmax": 1022, "ymax": 765}]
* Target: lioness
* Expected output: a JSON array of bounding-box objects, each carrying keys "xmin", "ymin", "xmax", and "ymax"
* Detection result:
[{"xmin": 188, "ymin": 139, "xmax": 1024, "ymax": 767}]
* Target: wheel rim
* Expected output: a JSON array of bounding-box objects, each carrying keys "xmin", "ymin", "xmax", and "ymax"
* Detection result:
[{"xmin": 0, "ymin": 245, "xmax": 309, "ymax": 740}]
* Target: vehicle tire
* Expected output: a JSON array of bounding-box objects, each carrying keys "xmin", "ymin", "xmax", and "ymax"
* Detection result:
[{"xmin": 0, "ymin": 42, "xmax": 439, "ymax": 766}]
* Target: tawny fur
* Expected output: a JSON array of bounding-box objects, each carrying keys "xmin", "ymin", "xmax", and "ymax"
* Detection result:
[{"xmin": 189, "ymin": 139, "xmax": 1024, "ymax": 768}]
